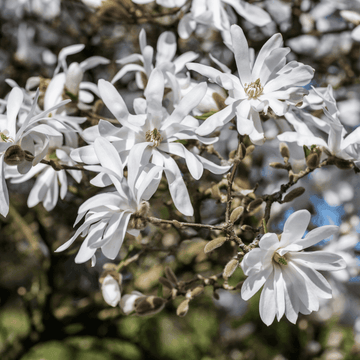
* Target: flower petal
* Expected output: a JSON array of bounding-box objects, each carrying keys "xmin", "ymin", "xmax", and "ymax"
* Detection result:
[
  {"xmin": 280, "ymin": 210, "xmax": 310, "ymax": 246},
  {"xmin": 294, "ymin": 225, "xmax": 339, "ymax": 249},
  {"xmin": 289, "ymin": 251, "xmax": 346, "ymax": 271},
  {"xmin": 241, "ymin": 265, "xmax": 272, "ymax": 301},
  {"xmin": 259, "ymin": 271, "xmax": 277, "ymax": 326}
]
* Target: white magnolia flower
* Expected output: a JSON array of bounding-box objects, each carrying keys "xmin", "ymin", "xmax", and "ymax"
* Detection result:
[
  {"xmin": 112, "ymin": 29, "xmax": 198, "ymax": 90},
  {"xmin": 56, "ymin": 137, "xmax": 162, "ymax": 264},
  {"xmin": 7, "ymin": 136, "xmax": 82, "ymax": 212},
  {"xmin": 45, "ymin": 44, "xmax": 109, "ymax": 114},
  {"xmin": 340, "ymin": 10, "xmax": 360, "ymax": 41},
  {"xmin": 131, "ymin": 0, "xmax": 186, "ymax": 8},
  {"xmin": 0, "ymin": 87, "xmax": 70, "ymax": 217},
  {"xmin": 178, "ymin": 0, "xmax": 271, "ymax": 41},
  {"xmin": 120, "ymin": 290, "xmax": 145, "ymax": 315},
  {"xmin": 102, "ymin": 274, "xmax": 121, "ymax": 307},
  {"xmin": 278, "ymin": 85, "xmax": 360, "ymax": 161},
  {"xmin": 72, "ymin": 69, "xmax": 230, "ymax": 216},
  {"xmin": 241, "ymin": 209, "xmax": 346, "ymax": 326},
  {"xmin": 187, "ymin": 25, "xmax": 314, "ymax": 144}
]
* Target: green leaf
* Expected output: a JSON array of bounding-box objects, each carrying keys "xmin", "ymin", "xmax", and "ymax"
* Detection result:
[{"xmin": 194, "ymin": 111, "xmax": 217, "ymax": 120}]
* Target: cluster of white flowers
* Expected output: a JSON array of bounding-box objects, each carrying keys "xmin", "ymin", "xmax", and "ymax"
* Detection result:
[{"xmin": 2, "ymin": 1, "xmax": 359, "ymax": 326}]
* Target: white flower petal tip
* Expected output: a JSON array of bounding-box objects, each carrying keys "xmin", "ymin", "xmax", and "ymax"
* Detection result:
[
  {"xmin": 241, "ymin": 209, "xmax": 346, "ymax": 325},
  {"xmin": 101, "ymin": 274, "xmax": 121, "ymax": 307}
]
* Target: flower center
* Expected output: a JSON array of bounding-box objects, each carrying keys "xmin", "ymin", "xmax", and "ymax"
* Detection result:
[
  {"xmin": 0, "ymin": 131, "xmax": 14, "ymax": 143},
  {"xmin": 273, "ymin": 252, "xmax": 288, "ymax": 266},
  {"xmin": 244, "ymin": 78, "xmax": 263, "ymax": 99},
  {"xmin": 145, "ymin": 128, "xmax": 162, "ymax": 147}
]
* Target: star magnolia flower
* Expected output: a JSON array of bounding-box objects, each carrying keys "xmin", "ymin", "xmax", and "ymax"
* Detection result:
[
  {"xmin": 7, "ymin": 136, "xmax": 82, "ymax": 212},
  {"xmin": 340, "ymin": 10, "xmax": 360, "ymax": 41},
  {"xmin": 72, "ymin": 69, "xmax": 230, "ymax": 216},
  {"xmin": 112, "ymin": 29, "xmax": 198, "ymax": 90},
  {"xmin": 0, "ymin": 87, "xmax": 70, "ymax": 217},
  {"xmin": 241, "ymin": 210, "xmax": 346, "ymax": 326},
  {"xmin": 56, "ymin": 137, "xmax": 163, "ymax": 264},
  {"xmin": 187, "ymin": 25, "xmax": 314, "ymax": 145},
  {"xmin": 278, "ymin": 85, "xmax": 360, "ymax": 161},
  {"xmin": 178, "ymin": 0, "xmax": 271, "ymax": 41},
  {"xmin": 45, "ymin": 44, "xmax": 109, "ymax": 114},
  {"xmin": 120, "ymin": 291, "xmax": 145, "ymax": 315}
]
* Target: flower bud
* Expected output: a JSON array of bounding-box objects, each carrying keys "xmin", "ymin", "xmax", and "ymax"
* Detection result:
[
  {"xmin": 101, "ymin": 274, "xmax": 121, "ymax": 307},
  {"xmin": 204, "ymin": 237, "xmax": 227, "ymax": 253},
  {"xmin": 165, "ymin": 266, "xmax": 178, "ymax": 284},
  {"xmin": 334, "ymin": 158, "xmax": 354, "ymax": 170},
  {"xmin": 137, "ymin": 201, "xmax": 150, "ymax": 217},
  {"xmin": 158, "ymin": 277, "xmax": 173, "ymax": 289},
  {"xmin": 135, "ymin": 296, "xmax": 166, "ymax": 316},
  {"xmin": 176, "ymin": 299, "xmax": 190, "ymax": 317},
  {"xmin": 120, "ymin": 291, "xmax": 145, "ymax": 315},
  {"xmin": 65, "ymin": 62, "xmax": 83, "ymax": 96},
  {"xmin": 246, "ymin": 198, "xmax": 263, "ymax": 212},
  {"xmin": 269, "ymin": 162, "xmax": 288, "ymax": 169},
  {"xmin": 280, "ymin": 143, "xmax": 290, "ymax": 159},
  {"xmin": 223, "ymin": 258, "xmax": 239, "ymax": 280},
  {"xmin": 306, "ymin": 153, "xmax": 319, "ymax": 170},
  {"xmin": 230, "ymin": 206, "xmax": 244, "ymax": 223},
  {"xmin": 4, "ymin": 145, "xmax": 25, "ymax": 166},
  {"xmin": 245, "ymin": 145, "xmax": 255, "ymax": 157},
  {"xmin": 283, "ymin": 187, "xmax": 305, "ymax": 203},
  {"xmin": 190, "ymin": 286, "xmax": 204, "ymax": 298}
]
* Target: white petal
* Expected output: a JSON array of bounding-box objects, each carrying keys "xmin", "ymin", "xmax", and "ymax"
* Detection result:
[
  {"xmin": 281, "ymin": 210, "xmax": 310, "ymax": 246},
  {"xmin": 294, "ymin": 225, "xmax": 338, "ymax": 249},
  {"xmin": 259, "ymin": 271, "xmax": 277, "ymax": 326},
  {"xmin": 94, "ymin": 137, "xmax": 123, "ymax": 178},
  {"xmin": 0, "ymin": 156, "xmax": 9, "ymax": 217},
  {"xmin": 289, "ymin": 251, "xmax": 346, "ymax": 271},
  {"xmin": 101, "ymin": 274, "xmax": 121, "ymax": 307},
  {"xmin": 241, "ymin": 265, "xmax": 272, "ymax": 301},
  {"xmin": 259, "ymin": 233, "xmax": 279, "ymax": 250},
  {"xmin": 156, "ymin": 31, "xmax": 176, "ymax": 65}
]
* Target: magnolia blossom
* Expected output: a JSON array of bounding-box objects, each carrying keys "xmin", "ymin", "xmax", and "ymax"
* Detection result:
[
  {"xmin": 112, "ymin": 29, "xmax": 198, "ymax": 90},
  {"xmin": 187, "ymin": 25, "xmax": 314, "ymax": 144},
  {"xmin": 102, "ymin": 274, "xmax": 121, "ymax": 307},
  {"xmin": 241, "ymin": 210, "xmax": 346, "ymax": 326},
  {"xmin": 278, "ymin": 85, "xmax": 360, "ymax": 162},
  {"xmin": 56, "ymin": 137, "xmax": 163, "ymax": 264},
  {"xmin": 178, "ymin": 0, "xmax": 271, "ymax": 41},
  {"xmin": 120, "ymin": 291, "xmax": 145, "ymax": 315},
  {"xmin": 72, "ymin": 69, "xmax": 230, "ymax": 216},
  {"xmin": 45, "ymin": 44, "xmax": 109, "ymax": 114},
  {"xmin": 340, "ymin": 10, "xmax": 360, "ymax": 41},
  {"xmin": 7, "ymin": 137, "xmax": 82, "ymax": 211},
  {"xmin": 0, "ymin": 87, "xmax": 70, "ymax": 217}
]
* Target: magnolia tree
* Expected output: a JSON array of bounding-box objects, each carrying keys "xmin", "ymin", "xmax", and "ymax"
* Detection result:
[{"xmin": 1, "ymin": 0, "xmax": 360, "ymax": 358}]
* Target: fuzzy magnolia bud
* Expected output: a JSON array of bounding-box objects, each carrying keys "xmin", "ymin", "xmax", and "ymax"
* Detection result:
[
  {"xmin": 245, "ymin": 145, "xmax": 255, "ymax": 157},
  {"xmin": 158, "ymin": 276, "xmax": 173, "ymax": 289},
  {"xmin": 137, "ymin": 201, "xmax": 150, "ymax": 217},
  {"xmin": 269, "ymin": 162, "xmax": 288, "ymax": 169},
  {"xmin": 223, "ymin": 258, "xmax": 239, "ymax": 280},
  {"xmin": 334, "ymin": 158, "xmax": 354, "ymax": 170},
  {"xmin": 4, "ymin": 145, "xmax": 25, "ymax": 165},
  {"xmin": 247, "ymin": 198, "xmax": 263, "ymax": 212},
  {"xmin": 306, "ymin": 153, "xmax": 319, "ymax": 170},
  {"xmin": 280, "ymin": 143, "xmax": 290, "ymax": 159},
  {"xmin": 190, "ymin": 286, "xmax": 204, "ymax": 298},
  {"xmin": 212, "ymin": 92, "xmax": 226, "ymax": 110},
  {"xmin": 135, "ymin": 296, "xmax": 166, "ymax": 316},
  {"xmin": 165, "ymin": 266, "xmax": 178, "ymax": 284},
  {"xmin": 204, "ymin": 237, "xmax": 227, "ymax": 253},
  {"xmin": 120, "ymin": 291, "xmax": 145, "ymax": 315},
  {"xmin": 176, "ymin": 299, "xmax": 190, "ymax": 317},
  {"xmin": 230, "ymin": 206, "xmax": 244, "ymax": 223},
  {"xmin": 283, "ymin": 187, "xmax": 305, "ymax": 203}
]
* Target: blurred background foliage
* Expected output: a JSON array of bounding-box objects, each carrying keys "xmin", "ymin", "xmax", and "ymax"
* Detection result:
[{"xmin": 1, "ymin": 0, "xmax": 360, "ymax": 359}]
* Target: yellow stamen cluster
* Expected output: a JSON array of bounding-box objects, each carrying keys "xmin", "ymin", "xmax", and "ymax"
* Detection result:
[
  {"xmin": 145, "ymin": 128, "xmax": 163, "ymax": 148},
  {"xmin": 244, "ymin": 78, "xmax": 264, "ymax": 99},
  {"xmin": 273, "ymin": 252, "xmax": 288, "ymax": 266}
]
